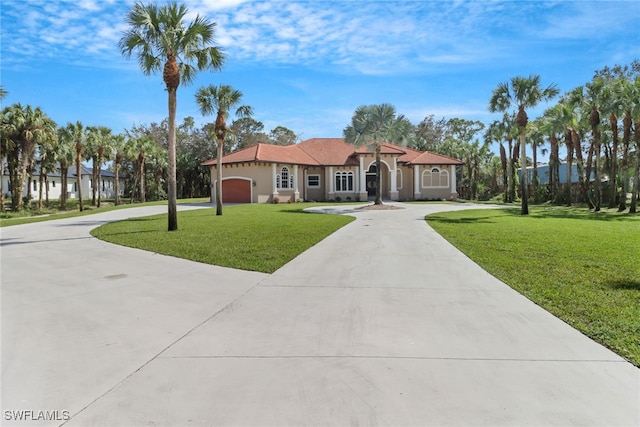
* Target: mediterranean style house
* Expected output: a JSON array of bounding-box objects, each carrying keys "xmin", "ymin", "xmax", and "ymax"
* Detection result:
[{"xmin": 202, "ymin": 138, "xmax": 463, "ymax": 203}]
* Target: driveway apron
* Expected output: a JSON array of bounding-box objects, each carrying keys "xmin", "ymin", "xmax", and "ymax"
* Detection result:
[{"xmin": 1, "ymin": 203, "xmax": 638, "ymax": 426}]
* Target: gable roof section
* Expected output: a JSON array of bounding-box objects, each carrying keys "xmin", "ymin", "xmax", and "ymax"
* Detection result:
[
  {"xmin": 202, "ymin": 138, "xmax": 462, "ymax": 167},
  {"xmin": 297, "ymin": 138, "xmax": 359, "ymax": 166},
  {"xmin": 201, "ymin": 143, "xmax": 319, "ymax": 166}
]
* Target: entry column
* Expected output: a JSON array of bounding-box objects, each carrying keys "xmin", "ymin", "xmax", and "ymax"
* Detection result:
[{"xmin": 358, "ymin": 156, "xmax": 367, "ymax": 201}]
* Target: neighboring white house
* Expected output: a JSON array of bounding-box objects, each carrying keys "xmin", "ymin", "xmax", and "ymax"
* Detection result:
[
  {"xmin": 1, "ymin": 164, "xmax": 125, "ymax": 201},
  {"xmin": 521, "ymin": 162, "xmax": 595, "ymax": 185}
]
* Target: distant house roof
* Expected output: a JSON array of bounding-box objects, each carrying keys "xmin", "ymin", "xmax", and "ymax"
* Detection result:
[{"xmin": 202, "ymin": 138, "xmax": 463, "ymax": 167}]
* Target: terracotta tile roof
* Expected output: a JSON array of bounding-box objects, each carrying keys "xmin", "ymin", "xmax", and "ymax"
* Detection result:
[
  {"xmin": 407, "ymin": 150, "xmax": 464, "ymax": 165},
  {"xmin": 354, "ymin": 143, "xmax": 407, "ymax": 155},
  {"xmin": 201, "ymin": 138, "xmax": 462, "ymax": 167},
  {"xmin": 201, "ymin": 143, "xmax": 319, "ymax": 166},
  {"xmin": 297, "ymin": 138, "xmax": 359, "ymax": 166}
]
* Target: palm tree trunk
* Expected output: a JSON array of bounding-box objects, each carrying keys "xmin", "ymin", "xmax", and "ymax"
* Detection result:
[
  {"xmin": 375, "ymin": 144, "xmax": 382, "ymax": 205},
  {"xmin": 60, "ymin": 166, "xmax": 68, "ymax": 210},
  {"xmin": 139, "ymin": 155, "xmax": 145, "ymax": 203},
  {"xmin": 532, "ymin": 141, "xmax": 539, "ymax": 201},
  {"xmin": 519, "ymin": 131, "xmax": 528, "ymax": 215},
  {"xmin": 76, "ymin": 143, "xmax": 83, "ymax": 212},
  {"xmin": 216, "ymin": 137, "xmax": 223, "ymax": 215},
  {"xmin": 573, "ymin": 129, "xmax": 586, "ymax": 203},
  {"xmin": 564, "ymin": 130, "xmax": 573, "ymax": 206},
  {"xmin": 0, "ymin": 155, "xmax": 5, "ymax": 213},
  {"xmin": 167, "ymin": 87, "xmax": 178, "ymax": 230},
  {"xmin": 91, "ymin": 158, "xmax": 98, "ymax": 206},
  {"xmin": 593, "ymin": 130, "xmax": 602, "ymax": 212},
  {"xmin": 618, "ymin": 112, "xmax": 632, "ymax": 211},
  {"xmin": 115, "ymin": 157, "xmax": 121, "ymax": 206},
  {"xmin": 38, "ymin": 167, "xmax": 45, "ymax": 210},
  {"xmin": 608, "ymin": 114, "xmax": 619, "ymax": 208},
  {"xmin": 630, "ymin": 124, "xmax": 640, "ymax": 214},
  {"xmin": 550, "ymin": 134, "xmax": 559, "ymax": 201},
  {"xmin": 499, "ymin": 143, "xmax": 507, "ymax": 202},
  {"xmin": 506, "ymin": 140, "xmax": 513, "ymax": 203}
]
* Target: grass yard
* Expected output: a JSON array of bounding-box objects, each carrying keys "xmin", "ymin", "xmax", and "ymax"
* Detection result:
[
  {"xmin": 426, "ymin": 207, "xmax": 640, "ymax": 367},
  {"xmin": 91, "ymin": 203, "xmax": 355, "ymax": 274}
]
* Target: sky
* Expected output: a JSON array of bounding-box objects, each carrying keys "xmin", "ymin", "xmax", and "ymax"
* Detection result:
[{"xmin": 2, "ymin": 0, "xmax": 639, "ymax": 150}]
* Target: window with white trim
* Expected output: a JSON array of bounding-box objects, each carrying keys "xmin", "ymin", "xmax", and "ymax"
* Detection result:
[
  {"xmin": 335, "ymin": 171, "xmax": 354, "ymax": 192},
  {"xmin": 396, "ymin": 169, "xmax": 403, "ymax": 190},
  {"xmin": 307, "ymin": 174, "xmax": 320, "ymax": 188},
  {"xmin": 278, "ymin": 167, "xmax": 294, "ymax": 189},
  {"xmin": 422, "ymin": 167, "xmax": 449, "ymax": 188}
]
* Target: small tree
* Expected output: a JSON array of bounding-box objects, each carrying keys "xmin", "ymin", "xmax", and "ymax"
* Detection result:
[{"xmin": 195, "ymin": 84, "xmax": 252, "ymax": 215}]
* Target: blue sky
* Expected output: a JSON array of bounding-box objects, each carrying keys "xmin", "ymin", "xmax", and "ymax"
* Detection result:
[{"xmin": 2, "ymin": 0, "xmax": 639, "ymax": 148}]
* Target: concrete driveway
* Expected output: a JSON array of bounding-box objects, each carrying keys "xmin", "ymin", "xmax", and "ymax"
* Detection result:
[{"xmin": 1, "ymin": 202, "xmax": 638, "ymax": 426}]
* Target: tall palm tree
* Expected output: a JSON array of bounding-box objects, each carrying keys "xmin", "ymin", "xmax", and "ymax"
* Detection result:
[
  {"xmin": 195, "ymin": 84, "xmax": 252, "ymax": 215},
  {"xmin": 127, "ymin": 136, "xmax": 156, "ymax": 203},
  {"xmin": 343, "ymin": 104, "xmax": 412, "ymax": 205},
  {"xmin": 1, "ymin": 104, "xmax": 57, "ymax": 211},
  {"xmin": 36, "ymin": 130, "xmax": 59, "ymax": 209},
  {"xmin": 599, "ymin": 79, "xmax": 624, "ymax": 208},
  {"xmin": 112, "ymin": 134, "xmax": 126, "ymax": 206},
  {"xmin": 55, "ymin": 127, "xmax": 76, "ymax": 210},
  {"xmin": 484, "ymin": 114, "xmax": 518, "ymax": 203},
  {"xmin": 60, "ymin": 122, "xmax": 87, "ymax": 211},
  {"xmin": 120, "ymin": 1, "xmax": 225, "ymax": 231},
  {"xmin": 616, "ymin": 77, "xmax": 635, "ymax": 211},
  {"xmin": 489, "ymin": 75, "xmax": 559, "ymax": 214},
  {"xmin": 87, "ymin": 126, "xmax": 115, "ymax": 208},
  {"xmin": 0, "ymin": 85, "xmax": 7, "ymax": 103},
  {"xmin": 582, "ymin": 78, "xmax": 606, "ymax": 211},
  {"xmin": 540, "ymin": 104, "xmax": 567, "ymax": 202},
  {"xmin": 629, "ymin": 77, "xmax": 640, "ymax": 214}
]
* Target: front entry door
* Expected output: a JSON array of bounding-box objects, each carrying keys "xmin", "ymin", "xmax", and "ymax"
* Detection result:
[{"xmin": 366, "ymin": 174, "xmax": 376, "ymax": 196}]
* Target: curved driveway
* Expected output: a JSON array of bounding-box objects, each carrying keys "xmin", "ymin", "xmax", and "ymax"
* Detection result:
[{"xmin": 1, "ymin": 203, "xmax": 638, "ymax": 426}]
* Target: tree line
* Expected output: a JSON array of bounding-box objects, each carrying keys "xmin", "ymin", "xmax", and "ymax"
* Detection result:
[{"xmin": 0, "ymin": 98, "xmax": 299, "ymax": 213}]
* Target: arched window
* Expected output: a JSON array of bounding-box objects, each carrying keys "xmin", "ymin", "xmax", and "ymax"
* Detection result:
[
  {"xmin": 422, "ymin": 167, "xmax": 449, "ymax": 188},
  {"xmin": 335, "ymin": 171, "xmax": 354, "ymax": 192},
  {"xmin": 280, "ymin": 167, "xmax": 290, "ymax": 189}
]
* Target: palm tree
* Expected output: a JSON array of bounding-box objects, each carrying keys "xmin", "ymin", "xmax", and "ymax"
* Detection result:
[
  {"xmin": 489, "ymin": 75, "xmax": 559, "ymax": 214},
  {"xmin": 0, "ymin": 104, "xmax": 57, "ymax": 211},
  {"xmin": 629, "ymin": 77, "xmax": 640, "ymax": 214},
  {"xmin": 36, "ymin": 131, "xmax": 59, "ymax": 209},
  {"xmin": 86, "ymin": 126, "xmax": 115, "ymax": 208},
  {"xmin": 599, "ymin": 79, "xmax": 624, "ymax": 208},
  {"xmin": 616, "ymin": 77, "xmax": 636, "ymax": 211},
  {"xmin": 343, "ymin": 104, "xmax": 412, "ymax": 205},
  {"xmin": 120, "ymin": 1, "xmax": 225, "ymax": 231},
  {"xmin": 540, "ymin": 104, "xmax": 567, "ymax": 202},
  {"xmin": 127, "ymin": 136, "xmax": 156, "ymax": 203},
  {"xmin": 112, "ymin": 134, "xmax": 126, "ymax": 205},
  {"xmin": 60, "ymin": 122, "xmax": 87, "ymax": 211},
  {"xmin": 484, "ymin": 114, "xmax": 518, "ymax": 203},
  {"xmin": 195, "ymin": 84, "xmax": 252, "ymax": 215},
  {"xmin": 0, "ymin": 85, "xmax": 7, "ymax": 103},
  {"xmin": 55, "ymin": 127, "xmax": 75, "ymax": 210}
]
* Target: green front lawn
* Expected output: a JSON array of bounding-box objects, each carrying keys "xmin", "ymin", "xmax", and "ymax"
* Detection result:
[
  {"xmin": 91, "ymin": 203, "xmax": 355, "ymax": 274},
  {"xmin": 426, "ymin": 207, "xmax": 640, "ymax": 367}
]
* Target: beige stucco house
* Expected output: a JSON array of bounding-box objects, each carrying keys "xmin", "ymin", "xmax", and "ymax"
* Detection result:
[{"xmin": 202, "ymin": 138, "xmax": 463, "ymax": 203}]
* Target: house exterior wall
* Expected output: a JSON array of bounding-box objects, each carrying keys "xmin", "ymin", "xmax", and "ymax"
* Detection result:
[
  {"xmin": 412, "ymin": 164, "xmax": 458, "ymax": 200},
  {"xmin": 304, "ymin": 167, "xmax": 325, "ymax": 201},
  {"xmin": 209, "ymin": 159, "xmax": 459, "ymax": 203}
]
